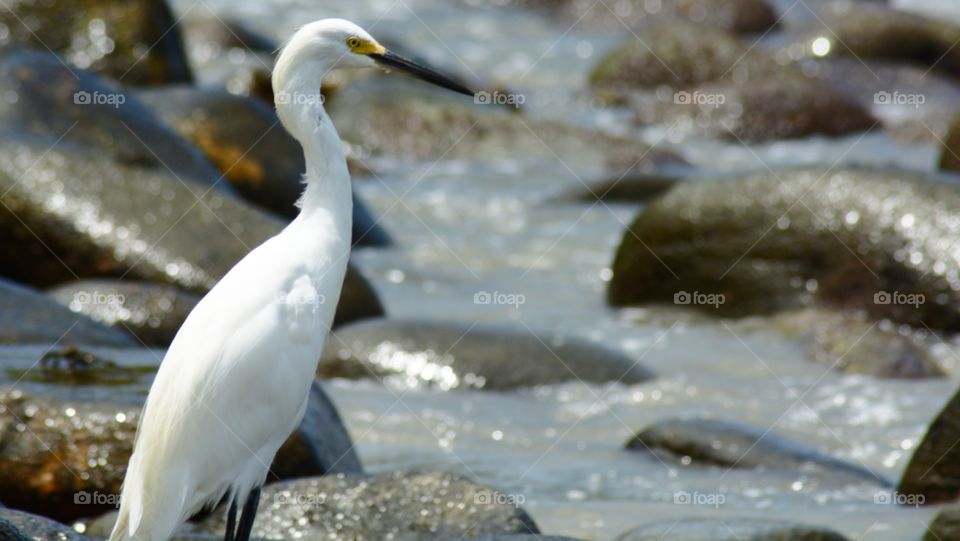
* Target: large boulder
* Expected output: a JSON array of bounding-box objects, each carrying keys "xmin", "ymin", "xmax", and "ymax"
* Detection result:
[
  {"xmin": 0, "ymin": 508, "xmax": 93, "ymax": 541},
  {"xmin": 0, "ymin": 372, "xmax": 361, "ymax": 521},
  {"xmin": 899, "ymin": 385, "xmax": 960, "ymax": 504},
  {"xmin": 615, "ymin": 518, "xmax": 850, "ymax": 541},
  {"xmin": 319, "ymin": 318, "xmax": 654, "ymax": 390},
  {"xmin": 590, "ymin": 23, "xmax": 875, "ymax": 142},
  {"xmin": 189, "ymin": 471, "xmax": 539, "ymax": 541},
  {"xmin": 626, "ymin": 417, "xmax": 890, "ymax": 485},
  {"xmin": 134, "ymin": 86, "xmax": 391, "ymax": 247},
  {"xmin": 608, "ymin": 167, "xmax": 960, "ymax": 332},
  {"xmin": 0, "ymin": 278, "xmax": 133, "ymax": 346},
  {"xmin": 923, "ymin": 505, "xmax": 960, "ymax": 541},
  {"xmin": 326, "ymin": 77, "xmax": 686, "ymax": 179},
  {"xmin": 0, "ymin": 0, "xmax": 192, "ymax": 85},
  {"xmin": 47, "ymin": 280, "xmax": 200, "ymax": 347}
]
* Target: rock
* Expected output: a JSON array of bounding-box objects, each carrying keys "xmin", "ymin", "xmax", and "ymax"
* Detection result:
[
  {"xmin": 627, "ymin": 417, "xmax": 890, "ymax": 485},
  {"xmin": 782, "ymin": 3, "xmax": 960, "ymax": 77},
  {"xmin": 507, "ymin": 0, "xmax": 778, "ymax": 34},
  {"xmin": 319, "ymin": 318, "xmax": 654, "ymax": 390},
  {"xmin": 771, "ymin": 309, "xmax": 944, "ymax": 378},
  {"xmin": 189, "ymin": 471, "xmax": 539, "ymax": 540},
  {"xmin": 923, "ymin": 505, "xmax": 960, "ymax": 541},
  {"xmin": 940, "ymin": 113, "xmax": 960, "ymax": 173},
  {"xmin": 0, "ymin": 278, "xmax": 133, "ymax": 346},
  {"xmin": 456, "ymin": 537, "xmax": 584, "ymax": 541},
  {"xmin": 556, "ymin": 173, "xmax": 683, "ymax": 203},
  {"xmin": 326, "ymin": 77, "xmax": 686, "ymax": 178},
  {"xmin": 590, "ymin": 23, "xmax": 875, "ymax": 142},
  {"xmin": 614, "ymin": 518, "xmax": 850, "ymax": 541},
  {"xmin": 0, "ymin": 0, "xmax": 192, "ymax": 85},
  {"xmin": 0, "ymin": 116, "xmax": 383, "ymax": 325},
  {"xmin": 899, "ymin": 385, "xmax": 960, "ymax": 504},
  {"xmin": 46, "ymin": 280, "xmax": 200, "ymax": 347},
  {"xmin": 134, "ymin": 86, "xmax": 391, "ymax": 246},
  {"xmin": 0, "ymin": 508, "xmax": 93, "ymax": 541},
  {"xmin": 0, "ymin": 47, "xmax": 221, "ymax": 190},
  {"xmin": 0, "ymin": 378, "xmax": 360, "ymax": 521},
  {"xmin": 608, "ymin": 167, "xmax": 960, "ymax": 332}
]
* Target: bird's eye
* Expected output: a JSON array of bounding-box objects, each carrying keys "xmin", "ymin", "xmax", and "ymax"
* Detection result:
[{"xmin": 346, "ymin": 37, "xmax": 361, "ymax": 49}]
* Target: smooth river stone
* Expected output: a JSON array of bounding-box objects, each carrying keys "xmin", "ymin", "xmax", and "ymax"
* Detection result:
[
  {"xmin": 626, "ymin": 417, "xmax": 891, "ymax": 486},
  {"xmin": 0, "ymin": 508, "xmax": 93, "ymax": 541},
  {"xmin": 318, "ymin": 318, "xmax": 654, "ymax": 390},
  {"xmin": 189, "ymin": 471, "xmax": 539, "ymax": 541},
  {"xmin": 0, "ymin": 278, "xmax": 133, "ymax": 347},
  {"xmin": 899, "ymin": 385, "xmax": 960, "ymax": 504},
  {"xmin": 615, "ymin": 518, "xmax": 851, "ymax": 541},
  {"xmin": 608, "ymin": 167, "xmax": 960, "ymax": 332}
]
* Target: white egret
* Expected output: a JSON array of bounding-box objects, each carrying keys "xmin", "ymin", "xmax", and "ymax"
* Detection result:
[{"xmin": 109, "ymin": 18, "xmax": 473, "ymax": 541}]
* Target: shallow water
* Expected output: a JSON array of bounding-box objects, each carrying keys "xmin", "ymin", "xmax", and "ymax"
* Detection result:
[{"xmin": 169, "ymin": 0, "xmax": 960, "ymax": 538}]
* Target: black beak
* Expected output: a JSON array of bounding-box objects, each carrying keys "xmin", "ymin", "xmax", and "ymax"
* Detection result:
[{"xmin": 370, "ymin": 50, "xmax": 474, "ymax": 97}]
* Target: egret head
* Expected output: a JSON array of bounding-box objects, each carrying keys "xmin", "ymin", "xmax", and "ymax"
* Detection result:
[{"xmin": 273, "ymin": 18, "xmax": 473, "ymax": 107}]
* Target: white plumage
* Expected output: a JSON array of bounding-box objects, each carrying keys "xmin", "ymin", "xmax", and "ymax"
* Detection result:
[{"xmin": 109, "ymin": 18, "xmax": 472, "ymax": 541}]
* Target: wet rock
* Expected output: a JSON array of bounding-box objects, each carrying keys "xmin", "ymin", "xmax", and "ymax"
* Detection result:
[
  {"xmin": 771, "ymin": 309, "xmax": 945, "ymax": 378},
  {"xmin": 0, "ymin": 47, "xmax": 221, "ymax": 190},
  {"xmin": 627, "ymin": 417, "xmax": 890, "ymax": 485},
  {"xmin": 0, "ymin": 126, "xmax": 383, "ymax": 325},
  {"xmin": 47, "ymin": 280, "xmax": 200, "ymax": 347},
  {"xmin": 319, "ymin": 318, "xmax": 653, "ymax": 390},
  {"xmin": 190, "ymin": 471, "xmax": 539, "ymax": 540},
  {"xmin": 608, "ymin": 167, "xmax": 960, "ymax": 332},
  {"xmin": 135, "ymin": 85, "xmax": 392, "ymax": 246},
  {"xmin": 781, "ymin": 3, "xmax": 960, "ymax": 77},
  {"xmin": 590, "ymin": 23, "xmax": 875, "ymax": 142},
  {"xmin": 0, "ymin": 380, "xmax": 360, "ymax": 521},
  {"xmin": 0, "ymin": 278, "xmax": 133, "ymax": 346},
  {"xmin": 939, "ymin": 113, "xmax": 960, "ymax": 173},
  {"xmin": 0, "ymin": 508, "xmax": 92, "ymax": 541},
  {"xmin": 899, "ymin": 385, "xmax": 960, "ymax": 504},
  {"xmin": 615, "ymin": 518, "xmax": 850, "ymax": 541},
  {"xmin": 923, "ymin": 505, "xmax": 960, "ymax": 541},
  {"xmin": 326, "ymin": 77, "xmax": 686, "ymax": 178},
  {"xmin": 556, "ymin": 173, "xmax": 683, "ymax": 203},
  {"xmin": 508, "ymin": 0, "xmax": 778, "ymax": 34},
  {"xmin": 0, "ymin": 0, "xmax": 192, "ymax": 85},
  {"xmin": 457, "ymin": 537, "xmax": 584, "ymax": 541}
]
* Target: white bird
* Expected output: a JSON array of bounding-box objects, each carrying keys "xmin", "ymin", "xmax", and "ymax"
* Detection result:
[{"xmin": 109, "ymin": 18, "xmax": 473, "ymax": 541}]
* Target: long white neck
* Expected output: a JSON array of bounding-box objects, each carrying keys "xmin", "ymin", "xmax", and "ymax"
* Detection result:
[{"xmin": 276, "ymin": 67, "xmax": 353, "ymax": 237}]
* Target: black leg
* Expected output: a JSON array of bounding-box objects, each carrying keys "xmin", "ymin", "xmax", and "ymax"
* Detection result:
[
  {"xmin": 224, "ymin": 498, "xmax": 237, "ymax": 541},
  {"xmin": 234, "ymin": 487, "xmax": 261, "ymax": 541}
]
